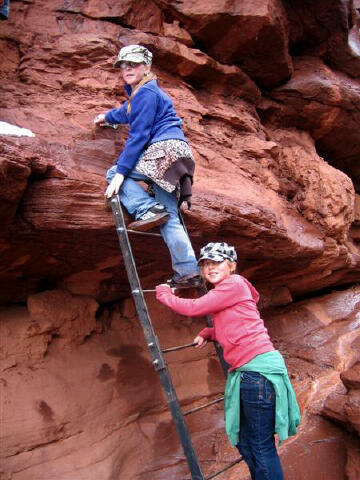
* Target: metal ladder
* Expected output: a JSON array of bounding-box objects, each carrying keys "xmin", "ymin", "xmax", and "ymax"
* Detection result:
[{"xmin": 110, "ymin": 195, "xmax": 242, "ymax": 480}]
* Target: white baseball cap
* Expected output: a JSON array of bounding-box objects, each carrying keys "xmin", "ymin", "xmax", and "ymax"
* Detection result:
[{"xmin": 114, "ymin": 44, "xmax": 153, "ymax": 68}]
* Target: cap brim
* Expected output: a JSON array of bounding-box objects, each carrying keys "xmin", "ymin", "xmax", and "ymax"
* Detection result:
[
  {"xmin": 198, "ymin": 255, "xmax": 237, "ymax": 264},
  {"xmin": 198, "ymin": 256, "xmax": 226, "ymax": 264},
  {"xmin": 113, "ymin": 59, "xmax": 146, "ymax": 68},
  {"xmin": 114, "ymin": 52, "xmax": 149, "ymax": 68}
]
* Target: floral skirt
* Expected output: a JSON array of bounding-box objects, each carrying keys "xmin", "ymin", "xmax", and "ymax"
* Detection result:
[{"xmin": 135, "ymin": 139, "xmax": 194, "ymax": 193}]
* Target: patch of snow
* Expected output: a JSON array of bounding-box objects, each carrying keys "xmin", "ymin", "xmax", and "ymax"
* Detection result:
[{"xmin": 0, "ymin": 121, "xmax": 35, "ymax": 137}]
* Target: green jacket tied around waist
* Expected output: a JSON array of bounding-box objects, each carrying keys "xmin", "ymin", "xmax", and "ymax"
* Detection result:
[{"xmin": 225, "ymin": 350, "xmax": 301, "ymax": 447}]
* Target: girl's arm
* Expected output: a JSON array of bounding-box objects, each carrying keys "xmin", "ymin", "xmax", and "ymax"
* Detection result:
[
  {"xmin": 156, "ymin": 280, "xmax": 239, "ymax": 317},
  {"xmin": 105, "ymin": 103, "xmax": 129, "ymax": 125}
]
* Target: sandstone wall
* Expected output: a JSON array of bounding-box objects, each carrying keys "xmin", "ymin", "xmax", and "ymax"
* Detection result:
[{"xmin": 1, "ymin": 1, "xmax": 360, "ymax": 479}]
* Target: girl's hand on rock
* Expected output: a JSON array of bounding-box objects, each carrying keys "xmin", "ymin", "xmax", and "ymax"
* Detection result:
[{"xmin": 94, "ymin": 114, "xmax": 106, "ymax": 125}]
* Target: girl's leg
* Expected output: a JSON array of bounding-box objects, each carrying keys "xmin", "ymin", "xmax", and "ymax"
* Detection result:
[
  {"xmin": 106, "ymin": 165, "xmax": 159, "ymax": 219},
  {"xmin": 236, "ymin": 372, "xmax": 284, "ymax": 480},
  {"xmin": 120, "ymin": 176, "xmax": 158, "ymax": 219},
  {"xmin": 105, "ymin": 165, "xmax": 199, "ymax": 279},
  {"xmin": 153, "ymin": 184, "xmax": 199, "ymax": 280},
  {"xmin": 237, "ymin": 431, "xmax": 256, "ymax": 479}
]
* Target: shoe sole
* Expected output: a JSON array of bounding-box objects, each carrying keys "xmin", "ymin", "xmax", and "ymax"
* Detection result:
[
  {"xmin": 168, "ymin": 278, "xmax": 203, "ymax": 289},
  {"xmin": 170, "ymin": 283, "xmax": 202, "ymax": 289},
  {"xmin": 127, "ymin": 213, "xmax": 170, "ymax": 232}
]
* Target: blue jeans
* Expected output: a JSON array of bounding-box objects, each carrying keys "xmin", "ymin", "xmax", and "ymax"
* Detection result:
[
  {"xmin": 0, "ymin": 0, "xmax": 10, "ymax": 19},
  {"xmin": 106, "ymin": 165, "xmax": 199, "ymax": 280},
  {"xmin": 236, "ymin": 372, "xmax": 284, "ymax": 480}
]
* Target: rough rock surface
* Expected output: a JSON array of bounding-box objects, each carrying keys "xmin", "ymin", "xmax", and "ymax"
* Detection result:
[
  {"xmin": 1, "ymin": 287, "xmax": 359, "ymax": 479},
  {"xmin": 0, "ymin": 1, "xmax": 360, "ymax": 479}
]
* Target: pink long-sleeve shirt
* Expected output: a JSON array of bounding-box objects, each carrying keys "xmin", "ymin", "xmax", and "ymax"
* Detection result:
[{"xmin": 156, "ymin": 275, "xmax": 274, "ymax": 371}]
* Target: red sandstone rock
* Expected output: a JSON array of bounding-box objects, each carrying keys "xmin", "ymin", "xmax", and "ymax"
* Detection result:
[
  {"xmin": 155, "ymin": 0, "xmax": 293, "ymax": 89},
  {"xmin": 0, "ymin": 1, "xmax": 360, "ymax": 479},
  {"xmin": 27, "ymin": 289, "xmax": 99, "ymax": 345},
  {"xmin": 260, "ymin": 57, "xmax": 360, "ymax": 191},
  {"xmin": 346, "ymin": 445, "xmax": 360, "ymax": 480},
  {"xmin": 81, "ymin": 0, "xmax": 164, "ymax": 35},
  {"xmin": 284, "ymin": 0, "xmax": 360, "ymax": 79},
  {"xmin": 342, "ymin": 363, "xmax": 360, "ymax": 390},
  {"xmin": 1, "ymin": 287, "xmax": 359, "ymax": 479}
]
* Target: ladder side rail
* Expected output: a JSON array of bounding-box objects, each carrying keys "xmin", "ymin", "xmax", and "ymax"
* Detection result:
[{"xmin": 110, "ymin": 196, "xmax": 205, "ymax": 480}]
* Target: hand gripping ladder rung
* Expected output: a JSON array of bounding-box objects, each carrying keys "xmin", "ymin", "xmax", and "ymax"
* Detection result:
[{"xmin": 110, "ymin": 195, "xmax": 242, "ymax": 480}]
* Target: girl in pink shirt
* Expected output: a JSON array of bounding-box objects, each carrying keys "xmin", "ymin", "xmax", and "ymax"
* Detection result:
[{"xmin": 156, "ymin": 242, "xmax": 299, "ymax": 480}]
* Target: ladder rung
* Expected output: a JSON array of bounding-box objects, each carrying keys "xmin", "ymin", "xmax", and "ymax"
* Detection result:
[
  {"xmin": 127, "ymin": 229, "xmax": 162, "ymax": 237},
  {"xmin": 162, "ymin": 342, "xmax": 197, "ymax": 353},
  {"xmin": 140, "ymin": 284, "xmax": 202, "ymax": 293},
  {"xmin": 184, "ymin": 396, "xmax": 224, "ymax": 416},
  {"xmin": 205, "ymin": 457, "xmax": 244, "ymax": 480}
]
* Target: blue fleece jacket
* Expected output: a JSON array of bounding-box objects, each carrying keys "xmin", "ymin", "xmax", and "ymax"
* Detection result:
[{"xmin": 105, "ymin": 80, "xmax": 187, "ymax": 176}]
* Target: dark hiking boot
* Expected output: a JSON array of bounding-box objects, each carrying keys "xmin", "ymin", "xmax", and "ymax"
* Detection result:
[
  {"xmin": 127, "ymin": 205, "xmax": 169, "ymax": 232},
  {"xmin": 167, "ymin": 275, "xmax": 203, "ymax": 289}
]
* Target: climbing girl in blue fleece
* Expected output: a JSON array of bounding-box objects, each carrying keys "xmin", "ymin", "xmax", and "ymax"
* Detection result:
[
  {"xmin": 94, "ymin": 44, "xmax": 200, "ymax": 288},
  {"xmin": 156, "ymin": 242, "xmax": 301, "ymax": 480}
]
